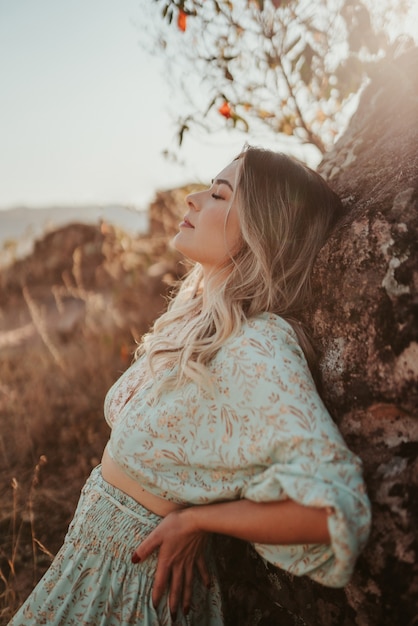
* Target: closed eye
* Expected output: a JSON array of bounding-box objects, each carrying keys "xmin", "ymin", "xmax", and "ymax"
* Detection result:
[{"xmin": 211, "ymin": 193, "xmax": 224, "ymax": 200}]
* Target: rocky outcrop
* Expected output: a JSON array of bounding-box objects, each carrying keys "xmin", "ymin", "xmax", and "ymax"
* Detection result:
[
  {"xmin": 0, "ymin": 221, "xmax": 180, "ymax": 350},
  {"xmin": 313, "ymin": 47, "xmax": 418, "ymax": 626},
  {"xmin": 148, "ymin": 184, "xmax": 204, "ymax": 239},
  {"xmin": 215, "ymin": 48, "xmax": 418, "ymax": 626},
  {"xmin": 0, "ymin": 224, "xmax": 106, "ymax": 302}
]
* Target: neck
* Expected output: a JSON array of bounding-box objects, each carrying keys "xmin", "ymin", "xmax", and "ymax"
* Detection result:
[{"xmin": 201, "ymin": 265, "xmax": 232, "ymax": 307}]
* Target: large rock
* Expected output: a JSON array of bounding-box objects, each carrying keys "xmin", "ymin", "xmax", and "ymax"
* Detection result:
[
  {"xmin": 148, "ymin": 184, "xmax": 204, "ymax": 239},
  {"xmin": 216, "ymin": 48, "xmax": 418, "ymax": 626}
]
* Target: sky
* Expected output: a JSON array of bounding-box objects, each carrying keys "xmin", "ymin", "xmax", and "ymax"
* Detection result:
[
  {"xmin": 0, "ymin": 0, "xmax": 309, "ymax": 212},
  {"xmin": 1, "ymin": 1, "xmax": 417, "ymax": 212}
]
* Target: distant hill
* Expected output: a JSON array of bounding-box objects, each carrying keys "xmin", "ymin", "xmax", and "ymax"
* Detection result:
[{"xmin": 0, "ymin": 204, "xmax": 148, "ymax": 264}]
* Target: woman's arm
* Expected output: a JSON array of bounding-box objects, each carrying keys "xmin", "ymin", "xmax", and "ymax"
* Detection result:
[
  {"xmin": 187, "ymin": 497, "xmax": 330, "ymax": 544},
  {"xmin": 132, "ymin": 498, "xmax": 330, "ymax": 618}
]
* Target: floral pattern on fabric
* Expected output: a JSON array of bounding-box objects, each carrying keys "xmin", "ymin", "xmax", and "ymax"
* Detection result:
[
  {"xmin": 8, "ymin": 467, "xmax": 224, "ymax": 626},
  {"xmin": 105, "ymin": 312, "xmax": 371, "ymax": 587}
]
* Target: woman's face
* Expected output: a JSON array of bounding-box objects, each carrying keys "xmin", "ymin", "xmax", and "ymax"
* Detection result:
[{"xmin": 173, "ymin": 159, "xmax": 242, "ymax": 275}]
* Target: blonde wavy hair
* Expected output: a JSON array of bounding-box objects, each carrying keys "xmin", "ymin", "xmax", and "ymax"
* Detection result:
[{"xmin": 136, "ymin": 146, "xmax": 342, "ymax": 393}]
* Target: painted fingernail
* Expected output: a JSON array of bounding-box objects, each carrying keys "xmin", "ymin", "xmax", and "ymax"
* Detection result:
[
  {"xmin": 184, "ymin": 605, "xmax": 190, "ymax": 616},
  {"xmin": 131, "ymin": 553, "xmax": 140, "ymax": 564},
  {"xmin": 170, "ymin": 611, "xmax": 177, "ymax": 622}
]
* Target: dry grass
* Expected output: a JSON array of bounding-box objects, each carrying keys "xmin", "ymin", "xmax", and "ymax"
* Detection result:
[
  {"xmin": 0, "ymin": 222, "xmax": 178, "ymax": 624},
  {"xmin": 0, "ymin": 303, "xmax": 135, "ymax": 623}
]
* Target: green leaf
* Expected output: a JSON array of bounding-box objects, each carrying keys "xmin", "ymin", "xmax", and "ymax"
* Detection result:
[
  {"xmin": 203, "ymin": 95, "xmax": 218, "ymax": 116},
  {"xmin": 162, "ymin": 3, "xmax": 169, "ymax": 19},
  {"xmin": 231, "ymin": 112, "xmax": 249, "ymax": 131},
  {"xmin": 178, "ymin": 123, "xmax": 189, "ymax": 146}
]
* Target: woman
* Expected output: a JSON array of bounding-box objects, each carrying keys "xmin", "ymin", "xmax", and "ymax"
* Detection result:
[{"xmin": 9, "ymin": 147, "xmax": 371, "ymax": 625}]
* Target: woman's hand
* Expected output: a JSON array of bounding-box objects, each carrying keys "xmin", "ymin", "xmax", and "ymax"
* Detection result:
[
  {"xmin": 131, "ymin": 507, "xmax": 209, "ymax": 619},
  {"xmin": 131, "ymin": 497, "xmax": 331, "ymax": 619}
]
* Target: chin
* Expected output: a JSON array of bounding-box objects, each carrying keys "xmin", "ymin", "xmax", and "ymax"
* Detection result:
[
  {"xmin": 171, "ymin": 236, "xmax": 192, "ymax": 260},
  {"xmin": 169, "ymin": 233, "xmax": 182, "ymax": 252}
]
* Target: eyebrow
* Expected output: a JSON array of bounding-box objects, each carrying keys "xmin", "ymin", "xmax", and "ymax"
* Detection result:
[{"xmin": 212, "ymin": 178, "xmax": 234, "ymax": 192}]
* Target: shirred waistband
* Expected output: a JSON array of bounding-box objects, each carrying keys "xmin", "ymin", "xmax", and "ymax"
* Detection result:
[{"xmin": 64, "ymin": 465, "xmax": 163, "ymax": 570}]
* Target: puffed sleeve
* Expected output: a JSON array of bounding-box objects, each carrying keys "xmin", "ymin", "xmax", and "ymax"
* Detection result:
[{"xmin": 227, "ymin": 314, "xmax": 371, "ymax": 587}]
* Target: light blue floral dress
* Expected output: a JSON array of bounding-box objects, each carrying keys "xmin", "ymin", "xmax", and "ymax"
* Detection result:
[{"xmin": 9, "ymin": 313, "xmax": 371, "ymax": 625}]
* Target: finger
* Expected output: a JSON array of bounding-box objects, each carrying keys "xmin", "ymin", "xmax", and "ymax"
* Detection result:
[
  {"xmin": 196, "ymin": 552, "xmax": 211, "ymax": 589},
  {"xmin": 151, "ymin": 557, "xmax": 171, "ymax": 610},
  {"xmin": 168, "ymin": 566, "xmax": 183, "ymax": 621},
  {"xmin": 132, "ymin": 529, "xmax": 162, "ymax": 564},
  {"xmin": 182, "ymin": 562, "xmax": 194, "ymax": 616}
]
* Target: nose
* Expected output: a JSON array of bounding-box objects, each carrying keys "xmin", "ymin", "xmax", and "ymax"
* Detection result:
[{"xmin": 185, "ymin": 191, "xmax": 201, "ymax": 212}]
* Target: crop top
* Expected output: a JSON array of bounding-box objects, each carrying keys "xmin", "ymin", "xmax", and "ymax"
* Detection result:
[{"xmin": 104, "ymin": 312, "xmax": 371, "ymax": 587}]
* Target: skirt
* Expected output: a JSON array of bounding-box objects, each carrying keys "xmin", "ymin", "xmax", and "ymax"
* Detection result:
[{"xmin": 8, "ymin": 466, "xmax": 225, "ymax": 626}]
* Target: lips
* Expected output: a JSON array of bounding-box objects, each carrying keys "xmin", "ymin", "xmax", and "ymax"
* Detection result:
[{"xmin": 180, "ymin": 216, "xmax": 195, "ymax": 228}]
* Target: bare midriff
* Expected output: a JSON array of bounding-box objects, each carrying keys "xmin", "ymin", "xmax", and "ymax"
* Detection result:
[{"xmin": 101, "ymin": 445, "xmax": 185, "ymax": 517}]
